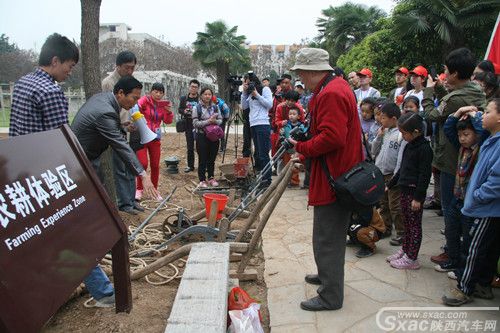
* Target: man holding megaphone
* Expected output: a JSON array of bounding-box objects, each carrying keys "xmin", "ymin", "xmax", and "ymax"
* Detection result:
[{"xmin": 72, "ymin": 76, "xmax": 160, "ymax": 201}]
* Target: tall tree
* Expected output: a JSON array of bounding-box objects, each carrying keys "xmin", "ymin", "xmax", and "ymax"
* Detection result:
[
  {"xmin": 81, "ymin": 0, "xmax": 102, "ymax": 99},
  {"xmin": 393, "ymin": 0, "xmax": 500, "ymax": 58},
  {"xmin": 81, "ymin": 0, "xmax": 116, "ymax": 203},
  {"xmin": 316, "ymin": 2, "xmax": 386, "ymax": 62},
  {"xmin": 192, "ymin": 20, "xmax": 250, "ymax": 101}
]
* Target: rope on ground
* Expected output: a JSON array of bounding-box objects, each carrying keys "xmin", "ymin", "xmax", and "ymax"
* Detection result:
[{"xmin": 101, "ymin": 222, "xmax": 186, "ymax": 286}]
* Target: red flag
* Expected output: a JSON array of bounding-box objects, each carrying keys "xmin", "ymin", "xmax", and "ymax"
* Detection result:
[{"xmin": 485, "ymin": 12, "xmax": 500, "ymax": 74}]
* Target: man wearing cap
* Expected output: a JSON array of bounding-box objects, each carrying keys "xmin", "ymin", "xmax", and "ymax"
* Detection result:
[
  {"xmin": 288, "ymin": 48, "xmax": 362, "ymax": 311},
  {"xmin": 389, "ymin": 67, "xmax": 409, "ymax": 106},
  {"xmin": 404, "ymin": 65, "xmax": 428, "ymax": 112},
  {"xmin": 354, "ymin": 68, "xmax": 381, "ymax": 105}
]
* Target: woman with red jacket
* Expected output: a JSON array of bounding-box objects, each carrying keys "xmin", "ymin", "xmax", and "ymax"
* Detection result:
[{"xmin": 135, "ymin": 83, "xmax": 173, "ymax": 200}]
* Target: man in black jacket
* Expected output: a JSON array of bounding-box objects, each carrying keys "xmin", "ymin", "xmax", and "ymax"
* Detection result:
[
  {"xmin": 178, "ymin": 79, "xmax": 200, "ymax": 172},
  {"xmin": 72, "ymin": 76, "xmax": 159, "ymax": 200}
]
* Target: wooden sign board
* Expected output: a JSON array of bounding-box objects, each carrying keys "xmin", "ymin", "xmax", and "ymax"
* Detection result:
[{"xmin": 0, "ymin": 125, "xmax": 131, "ymax": 333}]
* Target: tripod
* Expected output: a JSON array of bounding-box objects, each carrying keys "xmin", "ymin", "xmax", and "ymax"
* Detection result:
[{"xmin": 221, "ymin": 101, "xmax": 245, "ymax": 164}]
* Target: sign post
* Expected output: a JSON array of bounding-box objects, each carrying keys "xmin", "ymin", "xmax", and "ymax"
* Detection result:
[{"xmin": 0, "ymin": 125, "xmax": 132, "ymax": 332}]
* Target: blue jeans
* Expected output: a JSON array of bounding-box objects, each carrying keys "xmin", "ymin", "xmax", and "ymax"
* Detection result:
[
  {"xmin": 251, "ymin": 124, "xmax": 271, "ymax": 184},
  {"xmin": 112, "ymin": 150, "xmax": 136, "ymax": 211},
  {"xmin": 84, "ymin": 266, "xmax": 114, "ymax": 300}
]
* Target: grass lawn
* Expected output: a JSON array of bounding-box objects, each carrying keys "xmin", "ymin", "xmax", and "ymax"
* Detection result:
[{"xmin": 0, "ymin": 108, "xmax": 78, "ymax": 127}]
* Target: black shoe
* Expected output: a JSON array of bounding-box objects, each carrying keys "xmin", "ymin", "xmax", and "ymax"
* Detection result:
[
  {"xmin": 300, "ymin": 296, "xmax": 334, "ymax": 311},
  {"xmin": 133, "ymin": 203, "xmax": 145, "ymax": 212},
  {"xmin": 120, "ymin": 208, "xmax": 137, "ymax": 216},
  {"xmin": 304, "ymin": 274, "xmax": 321, "ymax": 285},
  {"xmin": 355, "ymin": 247, "xmax": 374, "ymax": 258},
  {"xmin": 380, "ymin": 230, "xmax": 392, "ymax": 239},
  {"xmin": 184, "ymin": 167, "xmax": 194, "ymax": 173},
  {"xmin": 390, "ymin": 236, "xmax": 403, "ymax": 246}
]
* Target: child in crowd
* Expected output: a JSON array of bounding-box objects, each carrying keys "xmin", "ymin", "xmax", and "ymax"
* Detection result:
[
  {"xmin": 371, "ymin": 103, "xmax": 405, "ymax": 244},
  {"xmin": 347, "ymin": 207, "xmax": 386, "ymax": 258},
  {"xmin": 280, "ymin": 106, "xmax": 306, "ymax": 187},
  {"xmin": 442, "ymin": 98, "xmax": 500, "ymax": 306},
  {"xmin": 405, "ymin": 66, "xmax": 427, "ymax": 112},
  {"xmin": 365, "ymin": 99, "xmax": 384, "ymax": 152},
  {"xmin": 135, "ymin": 82, "xmax": 173, "ymax": 201},
  {"xmin": 402, "ymin": 95, "xmax": 420, "ymax": 114},
  {"xmin": 436, "ymin": 106, "xmax": 487, "ymax": 275},
  {"xmin": 386, "ymin": 113, "xmax": 433, "ymax": 269},
  {"xmin": 403, "ymin": 96, "xmax": 430, "ymax": 137},
  {"xmin": 360, "ymin": 97, "xmax": 377, "ymax": 140}
]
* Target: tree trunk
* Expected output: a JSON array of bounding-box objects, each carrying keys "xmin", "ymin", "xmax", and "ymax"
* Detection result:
[
  {"xmin": 81, "ymin": 0, "xmax": 116, "ymax": 202},
  {"xmin": 81, "ymin": 0, "xmax": 102, "ymax": 99},
  {"xmin": 216, "ymin": 60, "xmax": 230, "ymax": 102}
]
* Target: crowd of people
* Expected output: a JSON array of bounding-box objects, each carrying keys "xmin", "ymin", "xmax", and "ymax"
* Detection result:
[{"xmin": 6, "ymin": 32, "xmax": 499, "ymax": 312}]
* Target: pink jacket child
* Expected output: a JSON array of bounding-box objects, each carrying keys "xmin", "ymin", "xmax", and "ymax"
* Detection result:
[{"xmin": 135, "ymin": 84, "xmax": 174, "ymax": 201}]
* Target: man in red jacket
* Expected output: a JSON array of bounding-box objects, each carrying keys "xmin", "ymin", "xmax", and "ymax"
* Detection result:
[{"xmin": 288, "ymin": 48, "xmax": 363, "ymax": 311}]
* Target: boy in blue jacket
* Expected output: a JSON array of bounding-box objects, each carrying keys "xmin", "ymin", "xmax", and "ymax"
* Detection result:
[
  {"xmin": 436, "ymin": 107, "xmax": 487, "ymax": 275},
  {"xmin": 443, "ymin": 98, "xmax": 500, "ymax": 306}
]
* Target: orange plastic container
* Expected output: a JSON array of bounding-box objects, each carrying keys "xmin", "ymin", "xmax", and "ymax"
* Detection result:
[
  {"xmin": 203, "ymin": 193, "xmax": 229, "ymax": 220},
  {"xmin": 234, "ymin": 157, "xmax": 250, "ymax": 178}
]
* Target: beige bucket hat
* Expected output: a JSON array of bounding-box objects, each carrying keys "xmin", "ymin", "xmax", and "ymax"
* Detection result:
[{"xmin": 290, "ymin": 48, "xmax": 333, "ymax": 71}]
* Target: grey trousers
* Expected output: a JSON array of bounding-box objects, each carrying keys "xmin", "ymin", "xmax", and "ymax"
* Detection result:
[{"xmin": 313, "ymin": 201, "xmax": 351, "ymax": 309}]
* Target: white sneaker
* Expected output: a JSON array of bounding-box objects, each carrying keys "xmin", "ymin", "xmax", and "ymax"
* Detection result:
[
  {"xmin": 448, "ymin": 271, "xmax": 457, "ymax": 280},
  {"xmin": 208, "ymin": 178, "xmax": 219, "ymax": 187},
  {"xmin": 199, "ymin": 181, "xmax": 208, "ymax": 188}
]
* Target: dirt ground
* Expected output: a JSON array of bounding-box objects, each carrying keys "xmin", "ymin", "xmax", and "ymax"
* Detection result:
[{"xmin": 34, "ymin": 131, "xmax": 270, "ymax": 333}]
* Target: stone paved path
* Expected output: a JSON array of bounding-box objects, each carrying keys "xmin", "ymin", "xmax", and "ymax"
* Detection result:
[{"xmin": 263, "ymin": 188, "xmax": 500, "ymax": 333}]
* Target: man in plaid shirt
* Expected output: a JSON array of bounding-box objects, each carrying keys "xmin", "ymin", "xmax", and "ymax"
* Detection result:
[
  {"xmin": 9, "ymin": 34, "xmax": 78, "ymax": 137},
  {"xmin": 8, "ymin": 33, "xmax": 115, "ymax": 308}
]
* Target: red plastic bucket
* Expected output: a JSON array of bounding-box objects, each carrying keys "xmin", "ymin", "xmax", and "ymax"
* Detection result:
[{"xmin": 203, "ymin": 193, "xmax": 229, "ymax": 220}]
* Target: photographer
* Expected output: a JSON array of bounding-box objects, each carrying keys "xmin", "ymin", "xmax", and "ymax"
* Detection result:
[
  {"xmin": 288, "ymin": 48, "xmax": 362, "ymax": 311},
  {"xmin": 241, "ymin": 72, "xmax": 274, "ymax": 188},
  {"xmin": 178, "ymin": 79, "xmax": 200, "ymax": 173}
]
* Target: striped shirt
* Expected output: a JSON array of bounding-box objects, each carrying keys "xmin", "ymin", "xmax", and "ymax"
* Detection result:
[{"xmin": 9, "ymin": 68, "xmax": 68, "ymax": 137}]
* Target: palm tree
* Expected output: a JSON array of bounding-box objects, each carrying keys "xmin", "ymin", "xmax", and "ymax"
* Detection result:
[
  {"xmin": 316, "ymin": 2, "xmax": 386, "ymax": 62},
  {"xmin": 393, "ymin": 0, "xmax": 500, "ymax": 55},
  {"xmin": 193, "ymin": 20, "xmax": 250, "ymax": 101}
]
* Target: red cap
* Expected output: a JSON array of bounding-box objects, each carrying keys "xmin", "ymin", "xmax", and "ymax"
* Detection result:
[
  {"xmin": 356, "ymin": 68, "xmax": 373, "ymax": 78},
  {"xmin": 395, "ymin": 67, "xmax": 409, "ymax": 75},
  {"xmin": 410, "ymin": 66, "xmax": 428, "ymax": 78}
]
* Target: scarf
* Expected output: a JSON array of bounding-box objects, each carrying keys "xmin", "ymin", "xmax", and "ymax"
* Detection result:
[{"xmin": 454, "ymin": 144, "xmax": 479, "ymax": 200}]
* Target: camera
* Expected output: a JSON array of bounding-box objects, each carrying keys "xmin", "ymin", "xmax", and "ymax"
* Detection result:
[
  {"xmin": 227, "ymin": 75, "xmax": 243, "ymax": 103},
  {"xmin": 246, "ymin": 82, "xmax": 256, "ymax": 95}
]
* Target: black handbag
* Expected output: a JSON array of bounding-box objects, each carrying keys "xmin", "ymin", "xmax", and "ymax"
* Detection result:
[
  {"xmin": 175, "ymin": 118, "xmax": 186, "ymax": 133},
  {"xmin": 320, "ymin": 127, "xmax": 384, "ymax": 212}
]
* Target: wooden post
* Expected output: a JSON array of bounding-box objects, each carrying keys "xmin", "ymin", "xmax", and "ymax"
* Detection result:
[
  {"xmin": 111, "ymin": 234, "xmax": 132, "ymax": 313},
  {"xmin": 207, "ymin": 199, "xmax": 219, "ymax": 227},
  {"xmin": 217, "ymin": 217, "xmax": 230, "ymax": 242}
]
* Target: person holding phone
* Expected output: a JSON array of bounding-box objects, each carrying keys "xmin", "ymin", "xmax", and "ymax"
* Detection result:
[{"xmin": 135, "ymin": 83, "xmax": 173, "ymax": 201}]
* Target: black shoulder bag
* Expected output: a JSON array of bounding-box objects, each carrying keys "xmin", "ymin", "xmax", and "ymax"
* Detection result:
[{"xmin": 317, "ymin": 77, "xmax": 384, "ymax": 212}]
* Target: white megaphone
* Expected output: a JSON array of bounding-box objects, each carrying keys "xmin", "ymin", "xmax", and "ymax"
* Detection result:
[{"xmin": 130, "ymin": 110, "xmax": 157, "ymax": 144}]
